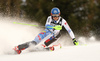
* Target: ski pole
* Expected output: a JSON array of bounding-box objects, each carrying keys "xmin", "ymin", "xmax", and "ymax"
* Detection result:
[
  {"xmin": 13, "ymin": 22, "xmax": 62, "ymax": 30},
  {"xmin": 13, "ymin": 22, "xmax": 39, "ymax": 27}
]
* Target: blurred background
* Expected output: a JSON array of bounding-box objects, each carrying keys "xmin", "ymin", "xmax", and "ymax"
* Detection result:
[{"xmin": 0, "ymin": 0, "xmax": 100, "ymax": 40}]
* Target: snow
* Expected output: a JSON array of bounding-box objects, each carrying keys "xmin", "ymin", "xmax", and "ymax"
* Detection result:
[
  {"xmin": 0, "ymin": 44, "xmax": 100, "ymax": 61},
  {"xmin": 0, "ymin": 16, "xmax": 100, "ymax": 61}
]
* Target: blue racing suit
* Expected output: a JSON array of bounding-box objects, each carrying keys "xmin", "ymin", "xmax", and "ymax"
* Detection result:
[
  {"xmin": 33, "ymin": 25, "xmax": 55, "ymax": 45},
  {"xmin": 16, "ymin": 16, "xmax": 77, "ymax": 53},
  {"xmin": 33, "ymin": 16, "xmax": 75, "ymax": 46}
]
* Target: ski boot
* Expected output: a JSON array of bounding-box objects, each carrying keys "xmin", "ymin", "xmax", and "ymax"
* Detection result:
[
  {"xmin": 42, "ymin": 44, "xmax": 55, "ymax": 51},
  {"xmin": 13, "ymin": 46, "xmax": 22, "ymax": 54},
  {"xmin": 13, "ymin": 41, "xmax": 37, "ymax": 54},
  {"xmin": 45, "ymin": 47, "xmax": 55, "ymax": 51}
]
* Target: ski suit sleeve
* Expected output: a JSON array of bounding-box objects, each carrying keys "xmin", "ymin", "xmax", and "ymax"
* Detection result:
[
  {"xmin": 62, "ymin": 19, "xmax": 75, "ymax": 39},
  {"xmin": 45, "ymin": 16, "xmax": 51, "ymax": 25},
  {"xmin": 45, "ymin": 16, "xmax": 53, "ymax": 29}
]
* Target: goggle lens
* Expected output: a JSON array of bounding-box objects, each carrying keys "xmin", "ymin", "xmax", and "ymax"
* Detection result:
[{"xmin": 52, "ymin": 14, "xmax": 59, "ymax": 17}]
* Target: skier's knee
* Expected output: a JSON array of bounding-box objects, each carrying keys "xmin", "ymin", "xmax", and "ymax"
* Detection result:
[
  {"xmin": 18, "ymin": 41, "xmax": 37, "ymax": 50},
  {"xmin": 44, "ymin": 33, "xmax": 61, "ymax": 46}
]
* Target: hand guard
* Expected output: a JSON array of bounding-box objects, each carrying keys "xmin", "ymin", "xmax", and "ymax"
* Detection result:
[{"xmin": 72, "ymin": 38, "xmax": 79, "ymax": 46}]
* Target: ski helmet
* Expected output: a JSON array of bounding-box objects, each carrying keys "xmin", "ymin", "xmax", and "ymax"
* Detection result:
[{"xmin": 51, "ymin": 7, "xmax": 60, "ymax": 16}]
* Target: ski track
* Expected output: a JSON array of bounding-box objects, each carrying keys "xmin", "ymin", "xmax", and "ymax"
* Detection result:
[{"xmin": 0, "ymin": 16, "xmax": 100, "ymax": 61}]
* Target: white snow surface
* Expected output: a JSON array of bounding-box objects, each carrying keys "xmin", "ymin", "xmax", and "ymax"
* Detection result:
[
  {"xmin": 0, "ymin": 44, "xmax": 100, "ymax": 61},
  {"xmin": 0, "ymin": 16, "xmax": 100, "ymax": 61}
]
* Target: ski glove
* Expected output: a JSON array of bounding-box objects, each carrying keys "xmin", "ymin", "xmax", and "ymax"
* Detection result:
[
  {"xmin": 45, "ymin": 25, "xmax": 53, "ymax": 29},
  {"xmin": 72, "ymin": 38, "xmax": 79, "ymax": 46}
]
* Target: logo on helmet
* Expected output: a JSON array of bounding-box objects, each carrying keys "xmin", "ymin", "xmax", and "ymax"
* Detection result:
[{"xmin": 54, "ymin": 10, "xmax": 57, "ymax": 14}]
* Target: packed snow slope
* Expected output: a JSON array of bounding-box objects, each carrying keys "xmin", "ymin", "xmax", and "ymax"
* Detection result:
[
  {"xmin": 0, "ymin": 44, "xmax": 100, "ymax": 61},
  {"xmin": 0, "ymin": 16, "xmax": 100, "ymax": 61}
]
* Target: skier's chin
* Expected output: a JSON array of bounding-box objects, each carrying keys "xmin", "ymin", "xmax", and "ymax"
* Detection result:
[{"xmin": 54, "ymin": 19, "xmax": 59, "ymax": 21}]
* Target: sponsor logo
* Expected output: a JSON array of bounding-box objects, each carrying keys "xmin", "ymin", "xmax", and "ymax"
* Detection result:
[
  {"xmin": 64, "ymin": 22, "xmax": 67, "ymax": 25},
  {"xmin": 54, "ymin": 10, "xmax": 57, "ymax": 14}
]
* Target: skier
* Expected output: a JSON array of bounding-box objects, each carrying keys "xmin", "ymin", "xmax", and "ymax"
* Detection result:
[{"xmin": 13, "ymin": 7, "xmax": 79, "ymax": 54}]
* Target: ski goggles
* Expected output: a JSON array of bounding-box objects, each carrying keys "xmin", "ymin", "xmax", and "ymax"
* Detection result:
[{"xmin": 52, "ymin": 14, "xmax": 59, "ymax": 17}]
